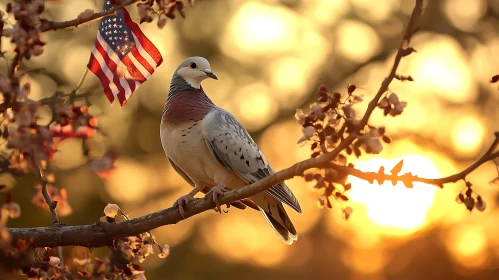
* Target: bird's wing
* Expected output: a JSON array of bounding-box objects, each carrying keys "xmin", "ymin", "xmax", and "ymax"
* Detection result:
[
  {"xmin": 202, "ymin": 108, "xmax": 302, "ymax": 213},
  {"xmin": 167, "ymin": 157, "xmax": 258, "ymax": 211}
]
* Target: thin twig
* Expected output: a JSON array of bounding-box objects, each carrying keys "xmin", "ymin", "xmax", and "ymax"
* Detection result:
[
  {"xmin": 329, "ymin": 140, "xmax": 499, "ymax": 188},
  {"xmin": 40, "ymin": 174, "xmax": 60, "ymax": 225},
  {"xmin": 68, "ymin": 68, "xmax": 90, "ymax": 105},
  {"xmin": 57, "ymin": 246, "xmax": 65, "ymax": 271},
  {"xmin": 8, "ymin": 53, "xmax": 21, "ymax": 78}
]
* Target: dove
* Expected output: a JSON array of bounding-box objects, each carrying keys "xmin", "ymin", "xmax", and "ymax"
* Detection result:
[{"xmin": 160, "ymin": 57, "xmax": 302, "ymax": 244}]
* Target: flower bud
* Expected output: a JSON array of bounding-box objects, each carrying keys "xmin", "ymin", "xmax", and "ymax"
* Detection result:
[{"xmin": 104, "ymin": 203, "xmax": 119, "ymax": 218}]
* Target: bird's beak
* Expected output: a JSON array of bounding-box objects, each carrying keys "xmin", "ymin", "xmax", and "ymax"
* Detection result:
[{"xmin": 204, "ymin": 69, "xmax": 218, "ymax": 80}]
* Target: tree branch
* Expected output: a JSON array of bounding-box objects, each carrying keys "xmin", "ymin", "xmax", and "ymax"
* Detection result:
[
  {"xmin": 39, "ymin": 0, "xmax": 140, "ymax": 32},
  {"xmin": 8, "ymin": 131, "xmax": 499, "ymax": 248},
  {"xmin": 329, "ymin": 132, "xmax": 499, "ymax": 187},
  {"xmin": 7, "ymin": 0, "xmax": 428, "ymax": 249},
  {"xmin": 1, "ymin": 0, "xmax": 140, "ymax": 36}
]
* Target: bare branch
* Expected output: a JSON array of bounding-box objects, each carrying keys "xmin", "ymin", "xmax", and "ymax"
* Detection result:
[
  {"xmin": 8, "ymin": 131, "xmax": 499, "ymax": 248},
  {"xmin": 8, "ymin": 53, "xmax": 21, "ymax": 79},
  {"xmin": 329, "ymin": 132, "xmax": 499, "ymax": 187},
  {"xmin": 40, "ymin": 177, "xmax": 60, "ymax": 225},
  {"xmin": 39, "ymin": 0, "xmax": 139, "ymax": 32}
]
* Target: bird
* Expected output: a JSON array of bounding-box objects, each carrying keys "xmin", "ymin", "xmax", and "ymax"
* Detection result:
[{"xmin": 160, "ymin": 56, "xmax": 302, "ymax": 245}]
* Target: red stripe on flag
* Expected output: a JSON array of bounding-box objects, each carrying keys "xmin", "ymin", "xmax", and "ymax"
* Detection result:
[
  {"xmin": 95, "ymin": 40, "xmax": 118, "ymax": 72},
  {"xmin": 123, "ymin": 8, "xmax": 162, "ymax": 65},
  {"xmin": 122, "ymin": 55, "xmax": 146, "ymax": 82},
  {"xmin": 131, "ymin": 48, "xmax": 154, "ymax": 74},
  {"xmin": 113, "ymin": 76, "xmax": 126, "ymax": 107},
  {"xmin": 88, "ymin": 54, "xmax": 115, "ymax": 103},
  {"xmin": 127, "ymin": 79, "xmax": 137, "ymax": 93}
]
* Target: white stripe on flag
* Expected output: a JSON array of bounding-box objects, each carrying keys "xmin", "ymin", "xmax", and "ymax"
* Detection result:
[
  {"xmin": 119, "ymin": 79, "xmax": 132, "ymax": 100},
  {"xmin": 124, "ymin": 81, "xmax": 140, "ymax": 100},
  {"xmin": 91, "ymin": 45, "xmax": 119, "ymax": 99},
  {"xmin": 126, "ymin": 52, "xmax": 151, "ymax": 79},
  {"xmin": 97, "ymin": 32, "xmax": 121, "ymax": 67},
  {"xmin": 131, "ymin": 33, "xmax": 158, "ymax": 68}
]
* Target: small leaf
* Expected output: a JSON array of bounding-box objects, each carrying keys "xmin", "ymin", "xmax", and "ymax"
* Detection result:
[
  {"xmin": 342, "ymin": 206, "xmax": 353, "ymax": 220},
  {"xmin": 401, "ymin": 47, "xmax": 416, "ymax": 56},
  {"xmin": 347, "ymin": 84, "xmax": 356, "ymax": 94},
  {"xmin": 456, "ymin": 193, "xmax": 465, "ymax": 204},
  {"xmin": 489, "ymin": 177, "xmax": 499, "ymax": 188},
  {"xmin": 476, "ymin": 196, "xmax": 487, "ymax": 212},
  {"xmin": 311, "ymin": 142, "xmax": 318, "ymax": 150},
  {"xmin": 464, "ymin": 197, "xmax": 475, "ymax": 212},
  {"xmin": 390, "ymin": 160, "xmax": 404, "ymax": 175}
]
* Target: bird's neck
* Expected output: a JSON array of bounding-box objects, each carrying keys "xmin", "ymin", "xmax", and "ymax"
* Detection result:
[{"xmin": 162, "ymin": 75, "xmax": 215, "ymax": 124}]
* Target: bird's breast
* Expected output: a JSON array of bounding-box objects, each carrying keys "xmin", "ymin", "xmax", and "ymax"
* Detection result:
[
  {"xmin": 160, "ymin": 120, "xmax": 244, "ymax": 188},
  {"xmin": 160, "ymin": 121, "xmax": 205, "ymax": 160}
]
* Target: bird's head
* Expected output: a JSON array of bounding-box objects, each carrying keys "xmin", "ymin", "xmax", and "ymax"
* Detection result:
[{"xmin": 174, "ymin": 56, "xmax": 218, "ymax": 89}]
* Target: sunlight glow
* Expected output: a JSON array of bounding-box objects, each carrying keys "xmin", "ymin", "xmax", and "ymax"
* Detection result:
[
  {"xmin": 105, "ymin": 159, "xmax": 152, "ymax": 202},
  {"xmin": 336, "ymin": 20, "xmax": 380, "ymax": 63},
  {"xmin": 200, "ymin": 212, "xmax": 288, "ymax": 267},
  {"xmin": 350, "ymin": 0, "xmax": 399, "ymax": 21},
  {"xmin": 349, "ymin": 155, "xmax": 439, "ymax": 233},
  {"xmin": 233, "ymin": 83, "xmax": 277, "ymax": 131},
  {"xmin": 302, "ymin": 0, "xmax": 349, "ymax": 26},
  {"xmin": 269, "ymin": 57, "xmax": 309, "ymax": 100},
  {"xmin": 446, "ymin": 225, "xmax": 488, "ymax": 268},
  {"xmin": 451, "ymin": 115, "xmax": 484, "ymax": 156},
  {"xmin": 409, "ymin": 35, "xmax": 475, "ymax": 103},
  {"xmin": 443, "ymin": 0, "xmax": 486, "ymax": 31},
  {"xmin": 222, "ymin": 2, "xmax": 297, "ymax": 56}
]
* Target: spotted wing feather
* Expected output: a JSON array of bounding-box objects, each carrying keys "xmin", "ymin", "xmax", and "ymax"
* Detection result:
[{"xmin": 202, "ymin": 108, "xmax": 301, "ymax": 213}]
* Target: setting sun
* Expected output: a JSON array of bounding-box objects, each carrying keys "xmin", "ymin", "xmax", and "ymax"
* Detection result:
[{"xmin": 349, "ymin": 155, "xmax": 440, "ymax": 235}]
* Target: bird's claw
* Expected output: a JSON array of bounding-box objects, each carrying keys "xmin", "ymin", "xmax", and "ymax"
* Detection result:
[
  {"xmin": 173, "ymin": 194, "xmax": 195, "ymax": 219},
  {"xmin": 206, "ymin": 185, "xmax": 227, "ymax": 214}
]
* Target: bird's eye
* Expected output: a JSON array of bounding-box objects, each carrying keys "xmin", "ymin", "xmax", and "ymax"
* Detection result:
[{"xmin": 190, "ymin": 63, "xmax": 197, "ymax": 69}]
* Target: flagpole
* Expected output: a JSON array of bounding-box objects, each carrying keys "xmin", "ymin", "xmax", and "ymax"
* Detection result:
[
  {"xmin": 75, "ymin": 68, "xmax": 89, "ymax": 95},
  {"xmin": 68, "ymin": 68, "xmax": 89, "ymax": 104}
]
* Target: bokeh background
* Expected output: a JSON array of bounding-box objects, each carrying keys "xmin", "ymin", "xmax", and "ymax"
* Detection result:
[{"xmin": 2, "ymin": 0, "xmax": 499, "ymax": 279}]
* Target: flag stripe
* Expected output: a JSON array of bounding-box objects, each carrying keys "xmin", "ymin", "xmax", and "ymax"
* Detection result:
[
  {"xmin": 91, "ymin": 44, "xmax": 120, "ymax": 99},
  {"xmin": 97, "ymin": 32, "xmax": 120, "ymax": 71},
  {"xmin": 122, "ymin": 55, "xmax": 147, "ymax": 82},
  {"xmin": 125, "ymin": 79, "xmax": 138, "ymax": 100},
  {"xmin": 88, "ymin": 54, "xmax": 115, "ymax": 103},
  {"xmin": 123, "ymin": 9, "xmax": 162, "ymax": 65},
  {"xmin": 131, "ymin": 33, "xmax": 161, "ymax": 70},
  {"xmin": 131, "ymin": 48, "xmax": 155, "ymax": 74},
  {"xmin": 93, "ymin": 42, "xmax": 117, "ymax": 80},
  {"xmin": 116, "ymin": 77, "xmax": 128, "ymax": 105}
]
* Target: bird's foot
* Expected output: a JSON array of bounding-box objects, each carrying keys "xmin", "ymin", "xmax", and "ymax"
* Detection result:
[
  {"xmin": 173, "ymin": 194, "xmax": 195, "ymax": 219},
  {"xmin": 206, "ymin": 185, "xmax": 227, "ymax": 214}
]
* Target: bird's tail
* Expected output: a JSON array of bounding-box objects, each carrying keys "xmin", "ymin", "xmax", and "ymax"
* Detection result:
[{"xmin": 253, "ymin": 193, "xmax": 297, "ymax": 245}]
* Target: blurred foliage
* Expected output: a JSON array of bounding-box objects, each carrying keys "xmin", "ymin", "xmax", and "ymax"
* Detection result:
[{"xmin": 2, "ymin": 0, "xmax": 499, "ymax": 279}]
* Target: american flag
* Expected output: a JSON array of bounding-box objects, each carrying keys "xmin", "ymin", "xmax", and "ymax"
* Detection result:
[{"xmin": 88, "ymin": 1, "xmax": 163, "ymax": 106}]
